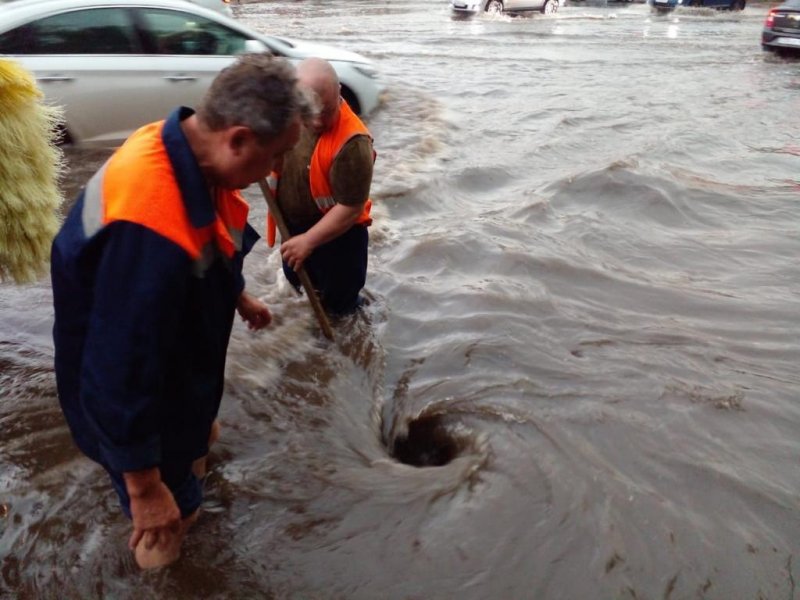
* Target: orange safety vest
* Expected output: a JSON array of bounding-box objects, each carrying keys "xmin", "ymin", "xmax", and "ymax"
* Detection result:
[
  {"xmin": 92, "ymin": 120, "xmax": 249, "ymax": 263},
  {"xmin": 267, "ymin": 100, "xmax": 375, "ymax": 247}
]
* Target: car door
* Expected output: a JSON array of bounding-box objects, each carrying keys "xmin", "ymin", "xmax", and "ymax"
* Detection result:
[
  {"xmin": 0, "ymin": 7, "xmax": 162, "ymax": 145},
  {"xmin": 129, "ymin": 7, "xmax": 252, "ymax": 119},
  {"xmin": 505, "ymin": 0, "xmax": 544, "ymax": 11}
]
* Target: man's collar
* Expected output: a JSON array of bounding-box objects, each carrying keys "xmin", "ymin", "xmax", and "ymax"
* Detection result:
[{"xmin": 161, "ymin": 107, "xmax": 215, "ymax": 228}]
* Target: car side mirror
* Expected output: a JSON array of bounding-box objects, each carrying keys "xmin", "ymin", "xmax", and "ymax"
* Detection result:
[{"xmin": 244, "ymin": 39, "xmax": 269, "ymax": 53}]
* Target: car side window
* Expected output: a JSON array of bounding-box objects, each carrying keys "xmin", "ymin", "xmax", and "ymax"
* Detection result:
[
  {"xmin": 0, "ymin": 8, "xmax": 139, "ymax": 54},
  {"xmin": 137, "ymin": 9, "xmax": 248, "ymax": 55}
]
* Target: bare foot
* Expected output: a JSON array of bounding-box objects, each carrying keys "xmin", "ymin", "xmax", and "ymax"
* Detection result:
[
  {"xmin": 134, "ymin": 511, "xmax": 198, "ymax": 569},
  {"xmin": 191, "ymin": 420, "xmax": 221, "ymax": 479}
]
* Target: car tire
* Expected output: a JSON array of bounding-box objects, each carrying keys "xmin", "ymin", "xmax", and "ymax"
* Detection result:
[
  {"xmin": 541, "ymin": 0, "xmax": 558, "ymax": 12},
  {"xmin": 485, "ymin": 0, "xmax": 504, "ymax": 13},
  {"xmin": 731, "ymin": 0, "xmax": 745, "ymax": 10}
]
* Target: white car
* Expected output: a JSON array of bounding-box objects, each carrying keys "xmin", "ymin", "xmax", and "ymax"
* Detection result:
[
  {"xmin": 0, "ymin": 0, "xmax": 383, "ymax": 146},
  {"xmin": 451, "ymin": 0, "xmax": 559, "ymax": 15}
]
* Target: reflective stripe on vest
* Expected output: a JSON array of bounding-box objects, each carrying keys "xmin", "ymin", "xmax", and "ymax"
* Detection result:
[
  {"xmin": 81, "ymin": 160, "xmax": 110, "ymax": 239},
  {"xmin": 81, "ymin": 120, "xmax": 249, "ymax": 273}
]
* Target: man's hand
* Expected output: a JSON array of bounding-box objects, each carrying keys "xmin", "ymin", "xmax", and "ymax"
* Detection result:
[
  {"xmin": 236, "ymin": 291, "xmax": 272, "ymax": 330},
  {"xmin": 124, "ymin": 469, "xmax": 181, "ymax": 552},
  {"xmin": 279, "ymin": 203, "xmax": 364, "ymax": 271},
  {"xmin": 280, "ymin": 233, "xmax": 315, "ymax": 271}
]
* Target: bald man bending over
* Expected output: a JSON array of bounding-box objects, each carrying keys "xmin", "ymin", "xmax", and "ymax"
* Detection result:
[{"xmin": 268, "ymin": 57, "xmax": 375, "ymax": 316}]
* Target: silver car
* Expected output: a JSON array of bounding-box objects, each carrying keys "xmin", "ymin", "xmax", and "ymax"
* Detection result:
[
  {"xmin": 451, "ymin": 0, "xmax": 560, "ymax": 16},
  {"xmin": 0, "ymin": 0, "xmax": 383, "ymax": 146}
]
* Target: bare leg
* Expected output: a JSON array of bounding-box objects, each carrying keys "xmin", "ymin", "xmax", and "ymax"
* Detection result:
[
  {"xmin": 191, "ymin": 419, "xmax": 221, "ymax": 479},
  {"xmin": 134, "ymin": 510, "xmax": 198, "ymax": 570}
]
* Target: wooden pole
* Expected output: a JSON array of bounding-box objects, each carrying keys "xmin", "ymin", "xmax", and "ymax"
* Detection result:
[{"xmin": 258, "ymin": 179, "xmax": 335, "ymax": 341}]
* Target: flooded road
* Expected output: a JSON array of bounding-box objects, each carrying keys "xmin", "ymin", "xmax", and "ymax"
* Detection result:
[{"xmin": 2, "ymin": 1, "xmax": 800, "ymax": 598}]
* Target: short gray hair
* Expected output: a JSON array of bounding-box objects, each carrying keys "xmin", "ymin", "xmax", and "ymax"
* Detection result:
[{"xmin": 196, "ymin": 54, "xmax": 315, "ymax": 141}]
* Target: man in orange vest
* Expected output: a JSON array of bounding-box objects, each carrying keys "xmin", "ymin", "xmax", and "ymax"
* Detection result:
[
  {"xmin": 51, "ymin": 55, "xmax": 311, "ymax": 569},
  {"xmin": 268, "ymin": 57, "xmax": 375, "ymax": 316}
]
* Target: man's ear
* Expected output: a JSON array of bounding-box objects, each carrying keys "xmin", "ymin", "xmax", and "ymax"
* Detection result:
[{"xmin": 227, "ymin": 126, "xmax": 252, "ymax": 155}]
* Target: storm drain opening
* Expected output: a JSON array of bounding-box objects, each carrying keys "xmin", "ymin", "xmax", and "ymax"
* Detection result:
[{"xmin": 391, "ymin": 413, "xmax": 461, "ymax": 467}]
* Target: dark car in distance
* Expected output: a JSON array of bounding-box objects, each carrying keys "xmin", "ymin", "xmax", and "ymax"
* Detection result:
[
  {"xmin": 762, "ymin": 0, "xmax": 800, "ymax": 54},
  {"xmin": 650, "ymin": 0, "xmax": 744, "ymax": 12}
]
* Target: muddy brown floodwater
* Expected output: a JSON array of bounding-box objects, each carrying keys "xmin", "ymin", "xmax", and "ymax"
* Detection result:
[{"xmin": 2, "ymin": 1, "xmax": 799, "ymax": 598}]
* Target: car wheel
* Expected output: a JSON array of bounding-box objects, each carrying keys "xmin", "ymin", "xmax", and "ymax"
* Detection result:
[
  {"xmin": 731, "ymin": 0, "xmax": 745, "ymax": 10},
  {"xmin": 485, "ymin": 0, "xmax": 504, "ymax": 13},
  {"xmin": 341, "ymin": 86, "xmax": 362, "ymax": 116},
  {"xmin": 541, "ymin": 0, "xmax": 558, "ymax": 13}
]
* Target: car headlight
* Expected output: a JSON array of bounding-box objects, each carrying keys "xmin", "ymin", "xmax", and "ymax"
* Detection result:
[{"xmin": 353, "ymin": 63, "xmax": 379, "ymax": 79}]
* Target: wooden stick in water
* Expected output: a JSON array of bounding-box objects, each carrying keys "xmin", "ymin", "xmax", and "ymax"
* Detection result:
[{"xmin": 258, "ymin": 179, "xmax": 335, "ymax": 341}]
